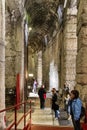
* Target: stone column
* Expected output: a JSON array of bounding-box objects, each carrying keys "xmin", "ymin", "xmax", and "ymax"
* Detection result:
[
  {"xmin": 37, "ymin": 51, "xmax": 42, "ymax": 87},
  {"xmin": 15, "ymin": 19, "xmax": 24, "ymax": 101},
  {"xmin": 63, "ymin": 1, "xmax": 77, "ymax": 91},
  {"xmin": 20, "ymin": 20, "xmax": 24, "ymax": 101},
  {"xmin": 76, "ymin": 0, "xmax": 87, "ymax": 104},
  {"xmin": 42, "ymin": 48, "xmax": 50, "ymax": 90},
  {"xmin": 49, "ymin": 59, "xmax": 58, "ymax": 91},
  {"xmin": 5, "ymin": 2, "xmax": 25, "ymax": 101},
  {"xmin": 0, "ymin": 0, "xmax": 6, "ymax": 128}
]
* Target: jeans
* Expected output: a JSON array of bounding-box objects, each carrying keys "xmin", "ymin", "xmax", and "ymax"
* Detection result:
[{"xmin": 55, "ymin": 110, "xmax": 60, "ymax": 118}]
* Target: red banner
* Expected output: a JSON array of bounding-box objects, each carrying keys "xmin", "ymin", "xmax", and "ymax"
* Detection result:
[{"xmin": 16, "ymin": 73, "xmax": 20, "ymax": 109}]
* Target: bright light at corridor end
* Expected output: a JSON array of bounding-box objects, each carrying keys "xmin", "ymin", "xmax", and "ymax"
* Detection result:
[
  {"xmin": 29, "ymin": 27, "xmax": 32, "ymax": 32},
  {"xmin": 29, "ymin": 73, "xmax": 34, "ymax": 77}
]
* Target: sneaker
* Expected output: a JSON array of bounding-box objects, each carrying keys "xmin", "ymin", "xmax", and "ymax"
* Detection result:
[
  {"xmin": 57, "ymin": 110, "xmax": 60, "ymax": 114},
  {"xmin": 55, "ymin": 117, "xmax": 58, "ymax": 120},
  {"xmin": 68, "ymin": 115, "xmax": 71, "ymax": 120},
  {"xmin": 58, "ymin": 114, "xmax": 60, "ymax": 118}
]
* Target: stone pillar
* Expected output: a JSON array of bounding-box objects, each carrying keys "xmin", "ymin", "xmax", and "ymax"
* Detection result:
[
  {"xmin": 5, "ymin": 14, "xmax": 17, "ymax": 89},
  {"xmin": 0, "ymin": 0, "xmax": 6, "ymax": 128},
  {"xmin": 42, "ymin": 33, "xmax": 60, "ymax": 91},
  {"xmin": 49, "ymin": 34, "xmax": 59, "ymax": 91},
  {"xmin": 49, "ymin": 59, "xmax": 58, "ymax": 91},
  {"xmin": 20, "ymin": 20, "xmax": 24, "ymax": 101},
  {"xmin": 37, "ymin": 51, "xmax": 42, "ymax": 87},
  {"xmin": 5, "ymin": 2, "xmax": 25, "ymax": 101},
  {"xmin": 42, "ymin": 48, "xmax": 50, "ymax": 90},
  {"xmin": 15, "ymin": 20, "xmax": 24, "ymax": 101},
  {"xmin": 76, "ymin": 0, "xmax": 87, "ymax": 104},
  {"xmin": 63, "ymin": 1, "xmax": 77, "ymax": 91}
]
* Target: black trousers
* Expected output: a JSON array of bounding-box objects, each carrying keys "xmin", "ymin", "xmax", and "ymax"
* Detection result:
[
  {"xmin": 40, "ymin": 99, "xmax": 45, "ymax": 109},
  {"xmin": 72, "ymin": 118, "xmax": 82, "ymax": 130}
]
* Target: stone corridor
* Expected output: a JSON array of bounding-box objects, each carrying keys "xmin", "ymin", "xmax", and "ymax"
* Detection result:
[{"xmin": 0, "ymin": 0, "xmax": 87, "ymax": 129}]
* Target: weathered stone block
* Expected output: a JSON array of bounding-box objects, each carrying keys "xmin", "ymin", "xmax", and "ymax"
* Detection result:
[
  {"xmin": 76, "ymin": 74, "xmax": 87, "ymax": 85},
  {"xmin": 64, "ymin": 32, "xmax": 77, "ymax": 39},
  {"xmin": 64, "ymin": 24, "xmax": 77, "ymax": 33},
  {"xmin": 78, "ymin": 27, "xmax": 87, "ymax": 50},
  {"xmin": 77, "ymin": 47, "xmax": 87, "ymax": 73},
  {"xmin": 0, "ymin": 45, "xmax": 5, "ymax": 61},
  {"xmin": 75, "ymin": 84, "xmax": 87, "ymax": 102},
  {"xmin": 64, "ymin": 39, "xmax": 77, "ymax": 50},
  {"xmin": 65, "ymin": 74, "xmax": 76, "ymax": 81},
  {"xmin": 6, "ymin": 76, "xmax": 16, "ymax": 88},
  {"xmin": 66, "ymin": 17, "xmax": 77, "ymax": 24}
]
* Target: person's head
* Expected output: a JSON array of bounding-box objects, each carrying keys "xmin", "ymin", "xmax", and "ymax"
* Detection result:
[
  {"xmin": 41, "ymin": 84, "xmax": 44, "ymax": 88},
  {"xmin": 51, "ymin": 88, "xmax": 56, "ymax": 94},
  {"xmin": 70, "ymin": 90, "xmax": 79, "ymax": 99},
  {"xmin": 64, "ymin": 83, "xmax": 66, "ymax": 87}
]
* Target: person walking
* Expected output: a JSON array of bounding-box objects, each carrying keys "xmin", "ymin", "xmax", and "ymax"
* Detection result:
[
  {"xmin": 64, "ymin": 92, "xmax": 70, "ymax": 112},
  {"xmin": 69, "ymin": 90, "xmax": 82, "ymax": 130},
  {"xmin": 32, "ymin": 79, "xmax": 38, "ymax": 93},
  {"xmin": 38, "ymin": 85, "xmax": 46, "ymax": 109},
  {"xmin": 51, "ymin": 88, "xmax": 60, "ymax": 119}
]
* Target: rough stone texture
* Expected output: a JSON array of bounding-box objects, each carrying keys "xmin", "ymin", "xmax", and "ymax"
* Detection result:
[
  {"xmin": 28, "ymin": 47, "xmax": 38, "ymax": 79},
  {"xmin": 76, "ymin": 47, "xmax": 87, "ymax": 74},
  {"xmin": 77, "ymin": 27, "xmax": 87, "ymax": 50},
  {"xmin": 0, "ymin": 0, "xmax": 6, "ymax": 129},
  {"xmin": 77, "ymin": 0, "xmax": 87, "ymax": 104},
  {"xmin": 25, "ymin": 0, "xmax": 60, "ymax": 51},
  {"xmin": 42, "ymin": 32, "xmax": 61, "ymax": 90},
  {"xmin": 37, "ymin": 51, "xmax": 42, "ymax": 86},
  {"xmin": 0, "ymin": 0, "xmax": 87, "ymax": 127},
  {"xmin": 62, "ymin": 4, "xmax": 77, "ymax": 91},
  {"xmin": 5, "ymin": 19, "xmax": 19, "ymax": 88},
  {"xmin": 42, "ymin": 47, "xmax": 50, "ymax": 90},
  {"xmin": 5, "ymin": 0, "xmax": 25, "ymax": 103}
]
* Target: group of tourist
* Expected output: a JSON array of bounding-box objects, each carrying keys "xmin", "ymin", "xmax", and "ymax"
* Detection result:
[
  {"xmin": 32, "ymin": 79, "xmax": 85, "ymax": 130},
  {"xmin": 63, "ymin": 83, "xmax": 85, "ymax": 130}
]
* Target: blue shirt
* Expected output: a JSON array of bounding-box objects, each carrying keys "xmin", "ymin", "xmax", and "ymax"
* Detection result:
[{"xmin": 71, "ymin": 98, "xmax": 82, "ymax": 120}]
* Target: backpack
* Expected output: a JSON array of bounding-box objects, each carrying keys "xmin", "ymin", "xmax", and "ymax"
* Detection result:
[{"xmin": 80, "ymin": 106, "xmax": 86, "ymax": 119}]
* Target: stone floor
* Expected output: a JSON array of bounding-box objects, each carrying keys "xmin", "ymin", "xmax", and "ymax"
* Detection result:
[
  {"xmin": 6, "ymin": 92, "xmax": 73, "ymax": 129},
  {"xmin": 32, "ymin": 106, "xmax": 59, "ymax": 126}
]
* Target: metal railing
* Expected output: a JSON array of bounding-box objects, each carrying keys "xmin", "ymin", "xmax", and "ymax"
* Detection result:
[{"xmin": 0, "ymin": 100, "xmax": 32, "ymax": 130}]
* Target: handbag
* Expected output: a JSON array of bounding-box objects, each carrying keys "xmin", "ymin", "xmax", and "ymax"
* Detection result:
[{"xmin": 43, "ymin": 93, "xmax": 46, "ymax": 99}]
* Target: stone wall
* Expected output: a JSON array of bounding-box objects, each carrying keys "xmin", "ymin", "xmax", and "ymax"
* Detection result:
[
  {"xmin": 5, "ymin": 1, "xmax": 24, "ymax": 102},
  {"xmin": 0, "ymin": 0, "xmax": 6, "ymax": 128},
  {"xmin": 76, "ymin": 0, "xmax": 87, "ymax": 104}
]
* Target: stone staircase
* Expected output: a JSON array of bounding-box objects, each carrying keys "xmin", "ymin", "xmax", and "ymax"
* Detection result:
[
  {"xmin": 30, "ymin": 96, "xmax": 59, "ymax": 126},
  {"xmin": 6, "ymin": 94, "xmax": 73, "ymax": 130},
  {"xmin": 30, "ymin": 96, "xmax": 73, "ymax": 127},
  {"xmin": 29, "ymin": 96, "xmax": 74, "ymax": 130}
]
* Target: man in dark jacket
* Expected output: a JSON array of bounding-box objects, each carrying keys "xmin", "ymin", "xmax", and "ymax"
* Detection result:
[{"xmin": 38, "ymin": 85, "xmax": 46, "ymax": 109}]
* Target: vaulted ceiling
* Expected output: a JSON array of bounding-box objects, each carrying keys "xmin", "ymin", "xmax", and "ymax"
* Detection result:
[
  {"xmin": 6, "ymin": 0, "xmax": 64, "ymax": 52},
  {"xmin": 25, "ymin": 0, "xmax": 64, "ymax": 52}
]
